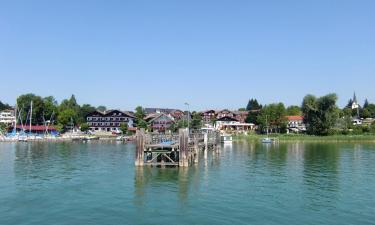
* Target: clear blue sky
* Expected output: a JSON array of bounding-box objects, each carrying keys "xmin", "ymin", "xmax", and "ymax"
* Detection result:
[{"xmin": 1, "ymin": 0, "xmax": 374, "ymax": 111}]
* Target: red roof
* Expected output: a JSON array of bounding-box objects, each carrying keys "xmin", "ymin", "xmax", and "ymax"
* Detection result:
[
  {"xmin": 286, "ymin": 116, "xmax": 304, "ymax": 121},
  {"xmin": 16, "ymin": 125, "xmax": 56, "ymax": 131}
]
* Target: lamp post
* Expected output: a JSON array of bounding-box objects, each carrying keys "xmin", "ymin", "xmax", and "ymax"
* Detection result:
[{"xmin": 184, "ymin": 102, "xmax": 190, "ymax": 129}]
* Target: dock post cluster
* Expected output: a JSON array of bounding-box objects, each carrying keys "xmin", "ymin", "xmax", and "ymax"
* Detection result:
[{"xmin": 135, "ymin": 128, "xmax": 220, "ymax": 167}]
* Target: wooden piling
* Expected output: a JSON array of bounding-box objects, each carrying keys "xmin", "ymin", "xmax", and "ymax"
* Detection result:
[
  {"xmin": 135, "ymin": 129, "xmax": 145, "ymax": 166},
  {"xmin": 179, "ymin": 128, "xmax": 189, "ymax": 167}
]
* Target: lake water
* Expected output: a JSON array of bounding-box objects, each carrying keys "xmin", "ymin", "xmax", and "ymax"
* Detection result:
[{"xmin": 1, "ymin": 141, "xmax": 375, "ymax": 225}]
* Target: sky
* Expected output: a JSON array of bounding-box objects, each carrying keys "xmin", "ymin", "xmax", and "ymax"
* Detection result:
[{"xmin": 0, "ymin": 0, "xmax": 374, "ymax": 111}]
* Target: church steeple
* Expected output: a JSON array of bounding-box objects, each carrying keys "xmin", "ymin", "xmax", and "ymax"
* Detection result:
[
  {"xmin": 351, "ymin": 91, "xmax": 360, "ymax": 111},
  {"xmin": 353, "ymin": 92, "xmax": 357, "ymax": 104}
]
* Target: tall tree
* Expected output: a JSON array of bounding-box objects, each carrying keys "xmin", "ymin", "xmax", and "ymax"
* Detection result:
[
  {"xmin": 286, "ymin": 105, "xmax": 302, "ymax": 116},
  {"xmin": 302, "ymin": 93, "xmax": 339, "ymax": 135},
  {"xmin": 191, "ymin": 111, "xmax": 202, "ymax": 130},
  {"xmin": 246, "ymin": 98, "xmax": 262, "ymax": 111},
  {"xmin": 0, "ymin": 101, "xmax": 12, "ymax": 111},
  {"xmin": 79, "ymin": 104, "xmax": 96, "ymax": 124},
  {"xmin": 134, "ymin": 106, "xmax": 147, "ymax": 129},
  {"xmin": 58, "ymin": 95, "xmax": 82, "ymax": 125},
  {"xmin": 17, "ymin": 94, "xmax": 45, "ymax": 125},
  {"xmin": 257, "ymin": 103, "xmax": 287, "ymax": 133},
  {"xmin": 96, "ymin": 105, "xmax": 107, "ymax": 112},
  {"xmin": 364, "ymin": 99, "xmax": 369, "ymax": 108},
  {"xmin": 43, "ymin": 96, "xmax": 58, "ymax": 123}
]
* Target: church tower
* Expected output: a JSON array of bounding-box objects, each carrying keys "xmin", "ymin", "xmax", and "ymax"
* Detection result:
[{"xmin": 351, "ymin": 92, "xmax": 359, "ymax": 110}]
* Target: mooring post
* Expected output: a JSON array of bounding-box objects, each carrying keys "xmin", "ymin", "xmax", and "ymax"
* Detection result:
[
  {"xmin": 215, "ymin": 131, "xmax": 221, "ymax": 153},
  {"xmin": 204, "ymin": 132, "xmax": 208, "ymax": 159},
  {"xmin": 194, "ymin": 137, "xmax": 199, "ymax": 163},
  {"xmin": 179, "ymin": 128, "xmax": 189, "ymax": 167},
  {"xmin": 135, "ymin": 129, "xmax": 145, "ymax": 166}
]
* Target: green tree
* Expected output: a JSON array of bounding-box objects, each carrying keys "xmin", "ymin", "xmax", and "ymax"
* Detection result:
[
  {"xmin": 134, "ymin": 106, "xmax": 147, "ymax": 128},
  {"xmin": 364, "ymin": 99, "xmax": 369, "ymax": 109},
  {"xmin": 245, "ymin": 111, "xmax": 259, "ymax": 124},
  {"xmin": 43, "ymin": 96, "xmax": 58, "ymax": 122},
  {"xmin": 362, "ymin": 108, "xmax": 371, "ymax": 118},
  {"xmin": 0, "ymin": 123, "xmax": 7, "ymax": 134},
  {"xmin": 366, "ymin": 104, "xmax": 375, "ymax": 118},
  {"xmin": 80, "ymin": 123, "xmax": 89, "ymax": 132},
  {"xmin": 97, "ymin": 105, "xmax": 107, "ymax": 112},
  {"xmin": 191, "ymin": 112, "xmax": 202, "ymax": 130},
  {"xmin": 286, "ymin": 105, "xmax": 302, "ymax": 116},
  {"xmin": 17, "ymin": 94, "xmax": 45, "ymax": 125},
  {"xmin": 120, "ymin": 122, "xmax": 128, "ymax": 135},
  {"xmin": 137, "ymin": 119, "xmax": 148, "ymax": 129},
  {"xmin": 246, "ymin": 98, "xmax": 262, "ymax": 111},
  {"xmin": 59, "ymin": 95, "xmax": 82, "ymax": 124},
  {"xmin": 135, "ymin": 106, "xmax": 145, "ymax": 120},
  {"xmin": 79, "ymin": 104, "xmax": 96, "ymax": 124},
  {"xmin": 57, "ymin": 109, "xmax": 77, "ymax": 128},
  {"xmin": 302, "ymin": 93, "xmax": 339, "ymax": 135},
  {"xmin": 257, "ymin": 103, "xmax": 287, "ymax": 133},
  {"xmin": 0, "ymin": 101, "xmax": 12, "ymax": 111}
]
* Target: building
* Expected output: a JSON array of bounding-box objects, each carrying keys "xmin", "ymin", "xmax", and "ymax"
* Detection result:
[
  {"xmin": 234, "ymin": 111, "xmax": 249, "ymax": 123},
  {"xmin": 144, "ymin": 112, "xmax": 175, "ymax": 132},
  {"xmin": 215, "ymin": 116, "xmax": 255, "ymax": 133},
  {"xmin": 200, "ymin": 110, "xmax": 216, "ymax": 124},
  {"xmin": 144, "ymin": 108, "xmax": 185, "ymax": 121},
  {"xmin": 351, "ymin": 92, "xmax": 360, "ymax": 110},
  {"xmin": 0, "ymin": 109, "xmax": 16, "ymax": 126},
  {"xmin": 286, "ymin": 116, "xmax": 306, "ymax": 133},
  {"xmin": 216, "ymin": 109, "xmax": 237, "ymax": 120},
  {"xmin": 86, "ymin": 110, "xmax": 135, "ymax": 132},
  {"xmin": 15, "ymin": 125, "xmax": 57, "ymax": 134}
]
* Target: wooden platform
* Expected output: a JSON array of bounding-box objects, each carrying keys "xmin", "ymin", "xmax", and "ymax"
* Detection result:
[{"xmin": 135, "ymin": 128, "xmax": 220, "ymax": 167}]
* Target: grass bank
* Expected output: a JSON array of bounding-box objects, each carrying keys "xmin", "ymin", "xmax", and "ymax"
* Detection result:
[{"xmin": 234, "ymin": 133, "xmax": 375, "ymax": 143}]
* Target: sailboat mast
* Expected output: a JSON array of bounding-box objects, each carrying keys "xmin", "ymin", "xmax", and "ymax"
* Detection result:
[
  {"xmin": 29, "ymin": 101, "xmax": 33, "ymax": 134},
  {"xmin": 14, "ymin": 104, "xmax": 17, "ymax": 133}
]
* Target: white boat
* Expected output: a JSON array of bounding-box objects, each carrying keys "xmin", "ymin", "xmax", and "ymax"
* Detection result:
[
  {"xmin": 221, "ymin": 134, "xmax": 233, "ymax": 144},
  {"xmin": 261, "ymin": 115, "xmax": 274, "ymax": 144},
  {"xmin": 261, "ymin": 137, "xmax": 273, "ymax": 143},
  {"xmin": 116, "ymin": 136, "xmax": 123, "ymax": 141},
  {"xmin": 18, "ymin": 135, "xmax": 28, "ymax": 142}
]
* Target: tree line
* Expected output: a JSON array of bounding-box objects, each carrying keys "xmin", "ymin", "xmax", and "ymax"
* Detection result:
[
  {"xmin": 245, "ymin": 94, "xmax": 375, "ymax": 136},
  {"xmin": 2, "ymin": 92, "xmax": 375, "ymax": 135},
  {"xmin": 6, "ymin": 93, "xmax": 107, "ymax": 132}
]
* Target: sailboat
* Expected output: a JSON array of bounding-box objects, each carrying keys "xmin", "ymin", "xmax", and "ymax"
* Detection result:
[{"xmin": 261, "ymin": 115, "xmax": 273, "ymax": 144}]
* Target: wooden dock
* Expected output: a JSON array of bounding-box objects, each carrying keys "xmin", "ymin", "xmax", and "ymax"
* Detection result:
[{"xmin": 135, "ymin": 128, "xmax": 220, "ymax": 167}]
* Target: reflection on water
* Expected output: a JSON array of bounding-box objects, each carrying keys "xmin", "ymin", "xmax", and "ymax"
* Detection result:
[{"xmin": 1, "ymin": 142, "xmax": 375, "ymax": 225}]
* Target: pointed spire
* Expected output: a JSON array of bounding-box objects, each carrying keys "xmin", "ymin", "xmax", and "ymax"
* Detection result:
[{"xmin": 353, "ymin": 92, "xmax": 357, "ymax": 103}]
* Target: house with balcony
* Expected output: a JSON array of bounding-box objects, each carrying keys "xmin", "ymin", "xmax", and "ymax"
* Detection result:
[
  {"xmin": 86, "ymin": 110, "xmax": 135, "ymax": 133},
  {"xmin": 200, "ymin": 110, "xmax": 216, "ymax": 125},
  {"xmin": 144, "ymin": 112, "xmax": 175, "ymax": 132},
  {"xmin": 286, "ymin": 116, "xmax": 306, "ymax": 133},
  {"xmin": 0, "ymin": 109, "xmax": 16, "ymax": 126}
]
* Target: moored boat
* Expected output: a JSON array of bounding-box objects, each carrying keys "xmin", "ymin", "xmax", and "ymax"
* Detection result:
[{"xmin": 221, "ymin": 133, "xmax": 233, "ymax": 144}]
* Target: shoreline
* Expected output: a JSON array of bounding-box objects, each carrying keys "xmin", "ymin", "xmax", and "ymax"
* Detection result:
[{"xmin": 234, "ymin": 134, "xmax": 375, "ymax": 143}]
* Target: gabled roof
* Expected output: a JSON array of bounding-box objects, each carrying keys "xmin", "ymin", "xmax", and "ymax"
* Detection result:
[
  {"xmin": 86, "ymin": 110, "xmax": 135, "ymax": 118},
  {"xmin": 286, "ymin": 116, "xmax": 304, "ymax": 121},
  {"xmin": 217, "ymin": 109, "xmax": 237, "ymax": 115},
  {"xmin": 216, "ymin": 116, "xmax": 239, "ymax": 122},
  {"xmin": 201, "ymin": 110, "xmax": 216, "ymax": 114},
  {"xmin": 144, "ymin": 108, "xmax": 180, "ymax": 114},
  {"xmin": 145, "ymin": 112, "xmax": 175, "ymax": 123}
]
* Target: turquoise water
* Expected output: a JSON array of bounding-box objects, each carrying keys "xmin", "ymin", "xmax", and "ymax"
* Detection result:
[{"xmin": 1, "ymin": 142, "xmax": 375, "ymax": 225}]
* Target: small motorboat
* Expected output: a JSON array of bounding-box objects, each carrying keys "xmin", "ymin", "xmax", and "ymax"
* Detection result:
[
  {"xmin": 261, "ymin": 137, "xmax": 273, "ymax": 144},
  {"xmin": 221, "ymin": 133, "xmax": 233, "ymax": 144}
]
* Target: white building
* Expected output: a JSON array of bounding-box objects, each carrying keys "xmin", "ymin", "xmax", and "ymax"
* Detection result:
[
  {"xmin": 351, "ymin": 92, "xmax": 360, "ymax": 110},
  {"xmin": 0, "ymin": 109, "xmax": 16, "ymax": 126}
]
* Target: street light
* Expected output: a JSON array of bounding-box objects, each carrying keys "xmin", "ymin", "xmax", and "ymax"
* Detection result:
[{"xmin": 184, "ymin": 102, "xmax": 190, "ymax": 129}]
